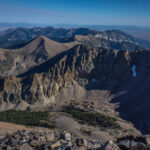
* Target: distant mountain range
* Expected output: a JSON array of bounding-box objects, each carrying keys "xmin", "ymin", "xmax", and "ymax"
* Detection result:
[
  {"xmin": 0, "ymin": 27, "xmax": 97, "ymax": 49},
  {"xmin": 53, "ymin": 24, "xmax": 150, "ymax": 42},
  {"xmin": 1, "ymin": 23, "xmax": 150, "ymax": 42},
  {"xmin": 0, "ymin": 26, "xmax": 150, "ymax": 50},
  {"xmin": 0, "ymin": 23, "xmax": 45, "ymax": 31}
]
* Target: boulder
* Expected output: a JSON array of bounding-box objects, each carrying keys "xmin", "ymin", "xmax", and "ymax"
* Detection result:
[
  {"xmin": 146, "ymin": 136, "xmax": 150, "ymax": 146},
  {"xmin": 118, "ymin": 139, "xmax": 130, "ymax": 149},
  {"xmin": 101, "ymin": 141, "xmax": 120, "ymax": 150},
  {"xmin": 0, "ymin": 135, "xmax": 5, "ymax": 143},
  {"xmin": 20, "ymin": 143, "xmax": 33, "ymax": 150},
  {"xmin": 7, "ymin": 138, "xmax": 18, "ymax": 146},
  {"xmin": 39, "ymin": 136, "xmax": 46, "ymax": 142},
  {"xmin": 46, "ymin": 132, "xmax": 55, "ymax": 142},
  {"xmin": 6, "ymin": 146, "xmax": 12, "ymax": 150},
  {"xmin": 87, "ymin": 141, "xmax": 101, "ymax": 149},
  {"xmin": 41, "ymin": 141, "xmax": 51, "ymax": 149},
  {"xmin": 20, "ymin": 139, "xmax": 27, "ymax": 145},
  {"xmin": 51, "ymin": 141, "xmax": 61, "ymax": 149},
  {"xmin": 29, "ymin": 140, "xmax": 42, "ymax": 147},
  {"xmin": 65, "ymin": 147, "xmax": 72, "ymax": 150},
  {"xmin": 131, "ymin": 142, "xmax": 147, "ymax": 150},
  {"xmin": 61, "ymin": 132, "xmax": 71, "ymax": 141},
  {"xmin": 65, "ymin": 133, "xmax": 71, "ymax": 141},
  {"xmin": 118, "ymin": 137, "xmax": 148, "ymax": 150},
  {"xmin": 14, "ymin": 134, "xmax": 21, "ymax": 141},
  {"xmin": 76, "ymin": 138, "xmax": 88, "ymax": 147}
]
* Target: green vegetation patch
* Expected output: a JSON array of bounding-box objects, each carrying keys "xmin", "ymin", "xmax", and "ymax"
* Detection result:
[
  {"xmin": 63, "ymin": 106, "xmax": 120, "ymax": 129},
  {"xmin": 0, "ymin": 110, "xmax": 54, "ymax": 128}
]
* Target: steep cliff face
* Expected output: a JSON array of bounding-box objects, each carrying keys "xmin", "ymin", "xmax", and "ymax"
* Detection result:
[
  {"xmin": 75, "ymin": 34, "xmax": 144, "ymax": 51},
  {"xmin": 1, "ymin": 44, "xmax": 150, "ymax": 133},
  {"xmin": 0, "ymin": 45, "xmax": 150, "ymax": 107},
  {"xmin": 0, "ymin": 36, "xmax": 78, "ymax": 77}
]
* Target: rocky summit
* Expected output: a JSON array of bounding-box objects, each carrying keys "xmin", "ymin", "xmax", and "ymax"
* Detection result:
[{"xmin": 0, "ymin": 129, "xmax": 149, "ymax": 150}]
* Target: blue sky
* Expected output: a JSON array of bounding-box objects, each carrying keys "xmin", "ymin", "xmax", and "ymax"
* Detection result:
[{"xmin": 0, "ymin": 0, "xmax": 150, "ymax": 26}]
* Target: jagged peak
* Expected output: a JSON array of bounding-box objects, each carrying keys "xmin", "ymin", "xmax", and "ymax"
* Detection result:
[
  {"xmin": 35, "ymin": 35, "xmax": 50, "ymax": 42},
  {"xmin": 26, "ymin": 35, "xmax": 57, "ymax": 47}
]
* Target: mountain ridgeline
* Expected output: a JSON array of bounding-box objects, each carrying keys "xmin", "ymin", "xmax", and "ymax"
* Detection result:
[
  {"xmin": 0, "ymin": 27, "xmax": 150, "ymax": 50},
  {"xmin": 0, "ymin": 28, "xmax": 150, "ymax": 77},
  {"xmin": 0, "ymin": 27, "xmax": 150, "ymax": 133},
  {"xmin": 0, "ymin": 36, "xmax": 78, "ymax": 77},
  {"xmin": 0, "ymin": 44, "xmax": 150, "ymax": 120}
]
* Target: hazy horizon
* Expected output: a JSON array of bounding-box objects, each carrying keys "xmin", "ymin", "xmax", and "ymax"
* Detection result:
[
  {"xmin": 0, "ymin": 0, "xmax": 150, "ymax": 26},
  {"xmin": 0, "ymin": 22, "xmax": 150, "ymax": 28}
]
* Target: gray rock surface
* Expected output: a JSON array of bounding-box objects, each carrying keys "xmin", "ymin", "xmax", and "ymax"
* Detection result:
[{"xmin": 0, "ymin": 130, "xmax": 149, "ymax": 150}]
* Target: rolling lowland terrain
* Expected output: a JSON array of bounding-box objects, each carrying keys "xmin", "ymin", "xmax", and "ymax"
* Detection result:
[{"xmin": 0, "ymin": 27, "xmax": 150, "ymax": 150}]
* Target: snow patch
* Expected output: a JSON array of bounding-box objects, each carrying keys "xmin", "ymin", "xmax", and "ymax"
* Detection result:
[{"xmin": 131, "ymin": 65, "xmax": 137, "ymax": 77}]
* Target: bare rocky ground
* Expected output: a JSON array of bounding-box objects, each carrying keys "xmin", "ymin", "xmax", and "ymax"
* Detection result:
[
  {"xmin": 0, "ymin": 122, "xmax": 149, "ymax": 150},
  {"xmin": 0, "ymin": 99, "xmax": 149, "ymax": 150},
  {"xmin": 25, "ymin": 98, "xmax": 142, "ymax": 141},
  {"xmin": 0, "ymin": 97, "xmax": 147, "ymax": 150}
]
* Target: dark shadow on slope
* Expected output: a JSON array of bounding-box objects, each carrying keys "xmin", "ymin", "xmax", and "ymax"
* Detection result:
[
  {"xmin": 110, "ymin": 75, "xmax": 150, "ymax": 134},
  {"xmin": 17, "ymin": 43, "xmax": 150, "ymax": 134},
  {"xmin": 18, "ymin": 44, "xmax": 82, "ymax": 77}
]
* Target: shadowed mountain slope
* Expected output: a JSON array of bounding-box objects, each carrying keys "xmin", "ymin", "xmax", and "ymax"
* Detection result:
[
  {"xmin": 0, "ymin": 44, "xmax": 150, "ymax": 134},
  {"xmin": 0, "ymin": 35, "xmax": 78, "ymax": 77},
  {"xmin": 75, "ymin": 34, "xmax": 144, "ymax": 51},
  {"xmin": 0, "ymin": 27, "xmax": 150, "ymax": 50},
  {"xmin": 0, "ymin": 27, "xmax": 97, "ymax": 49}
]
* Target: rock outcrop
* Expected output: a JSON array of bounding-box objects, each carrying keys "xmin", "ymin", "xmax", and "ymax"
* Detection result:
[
  {"xmin": 0, "ymin": 35, "xmax": 78, "ymax": 77},
  {"xmin": 0, "ymin": 44, "xmax": 150, "ymax": 133},
  {"xmin": 0, "ymin": 44, "xmax": 150, "ymax": 106},
  {"xmin": 0, "ymin": 130, "xmax": 149, "ymax": 150},
  {"xmin": 75, "ymin": 34, "xmax": 144, "ymax": 51}
]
